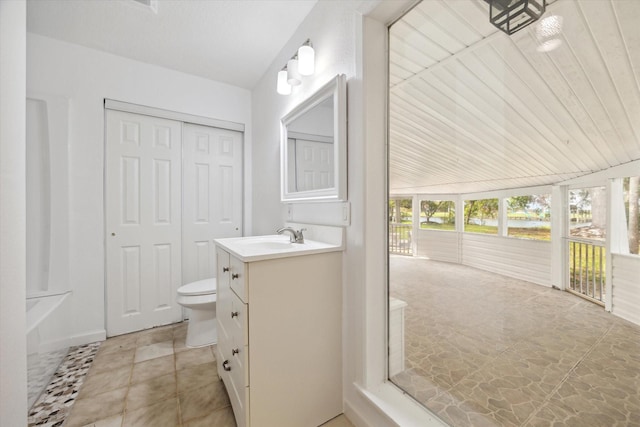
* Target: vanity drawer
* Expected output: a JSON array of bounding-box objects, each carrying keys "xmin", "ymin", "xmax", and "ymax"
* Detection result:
[
  {"xmin": 229, "ymin": 341, "xmax": 249, "ymax": 390},
  {"xmin": 218, "ymin": 340, "xmax": 249, "ymax": 427},
  {"xmin": 230, "ymin": 290, "xmax": 248, "ymax": 347},
  {"xmin": 230, "ymin": 256, "xmax": 247, "ymax": 302}
]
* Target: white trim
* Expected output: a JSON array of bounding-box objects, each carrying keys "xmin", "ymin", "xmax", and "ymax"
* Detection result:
[
  {"xmin": 0, "ymin": 2, "xmax": 28, "ymax": 424},
  {"xmin": 38, "ymin": 329, "xmax": 106, "ymax": 353},
  {"xmin": 605, "ymin": 178, "xmax": 625, "ymax": 312},
  {"xmin": 605, "ymin": 179, "xmax": 614, "ymax": 312},
  {"xmin": 498, "ymin": 198, "xmax": 508, "ymax": 236},
  {"xmin": 287, "ymin": 131, "xmax": 333, "ymax": 144},
  {"xmin": 346, "ymin": 2, "xmax": 457, "ymax": 426},
  {"xmin": 460, "ymin": 185, "xmax": 553, "ymax": 200},
  {"xmin": 412, "ymin": 195, "xmax": 419, "ymax": 255},
  {"xmin": 394, "ymin": 184, "xmax": 554, "ymax": 200},
  {"xmin": 355, "ymin": 383, "xmax": 448, "ymax": 427},
  {"xmin": 280, "ymin": 74, "xmax": 347, "ymax": 202},
  {"xmin": 104, "ymin": 99, "xmax": 245, "ymax": 132},
  {"xmin": 559, "ymin": 160, "xmax": 640, "ymax": 187},
  {"xmin": 550, "ymin": 185, "xmax": 566, "ymax": 290}
]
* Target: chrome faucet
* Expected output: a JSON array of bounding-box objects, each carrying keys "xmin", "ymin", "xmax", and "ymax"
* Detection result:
[{"xmin": 276, "ymin": 227, "xmax": 306, "ymax": 244}]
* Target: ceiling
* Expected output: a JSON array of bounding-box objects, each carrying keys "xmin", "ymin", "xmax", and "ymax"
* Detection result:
[
  {"xmin": 389, "ymin": 0, "xmax": 640, "ymax": 196},
  {"xmin": 26, "ymin": 0, "xmax": 318, "ymax": 89}
]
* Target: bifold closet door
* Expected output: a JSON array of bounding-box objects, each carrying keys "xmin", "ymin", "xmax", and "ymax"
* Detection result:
[
  {"xmin": 182, "ymin": 123, "xmax": 243, "ymax": 285},
  {"xmin": 105, "ymin": 110, "xmax": 183, "ymax": 336}
]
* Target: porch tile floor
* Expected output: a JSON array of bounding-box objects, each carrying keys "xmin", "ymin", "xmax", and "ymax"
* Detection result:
[
  {"xmin": 390, "ymin": 256, "xmax": 640, "ymax": 427},
  {"xmin": 32, "ymin": 322, "xmax": 354, "ymax": 427}
]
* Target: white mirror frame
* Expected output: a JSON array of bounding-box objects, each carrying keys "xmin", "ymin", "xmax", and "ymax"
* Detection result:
[{"xmin": 281, "ymin": 74, "xmax": 347, "ymax": 202}]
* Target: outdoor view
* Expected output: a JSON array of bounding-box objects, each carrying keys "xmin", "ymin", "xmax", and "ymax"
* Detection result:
[
  {"xmin": 390, "ymin": 180, "xmax": 640, "ymax": 255},
  {"xmin": 386, "ymin": 0, "xmax": 640, "ymax": 424},
  {"xmin": 389, "ymin": 194, "xmax": 553, "ymax": 256}
]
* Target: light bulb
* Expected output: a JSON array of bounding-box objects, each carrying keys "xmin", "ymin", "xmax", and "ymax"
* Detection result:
[
  {"xmin": 277, "ymin": 69, "xmax": 291, "ymax": 95},
  {"xmin": 298, "ymin": 44, "xmax": 315, "ymax": 76},
  {"xmin": 287, "ymin": 59, "xmax": 302, "ymax": 86},
  {"xmin": 535, "ymin": 15, "xmax": 563, "ymax": 52}
]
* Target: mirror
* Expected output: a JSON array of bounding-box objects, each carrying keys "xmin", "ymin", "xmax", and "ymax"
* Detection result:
[{"xmin": 281, "ymin": 74, "xmax": 346, "ymax": 202}]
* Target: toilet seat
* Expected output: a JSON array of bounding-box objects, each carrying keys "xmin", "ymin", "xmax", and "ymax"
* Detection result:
[{"xmin": 177, "ymin": 278, "xmax": 216, "ymax": 296}]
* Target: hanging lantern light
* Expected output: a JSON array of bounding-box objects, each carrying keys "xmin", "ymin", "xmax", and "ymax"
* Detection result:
[{"xmin": 488, "ymin": 0, "xmax": 546, "ymax": 35}]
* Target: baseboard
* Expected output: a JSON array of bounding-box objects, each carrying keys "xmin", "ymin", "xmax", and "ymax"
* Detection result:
[
  {"xmin": 39, "ymin": 329, "xmax": 106, "ymax": 353},
  {"xmin": 343, "ymin": 383, "xmax": 398, "ymax": 427},
  {"xmin": 344, "ymin": 398, "xmax": 371, "ymax": 427},
  {"xmin": 70, "ymin": 329, "xmax": 107, "ymax": 347}
]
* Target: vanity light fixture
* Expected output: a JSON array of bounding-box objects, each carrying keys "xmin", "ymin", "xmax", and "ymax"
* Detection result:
[
  {"xmin": 276, "ymin": 39, "xmax": 315, "ymax": 95},
  {"xmin": 298, "ymin": 40, "xmax": 315, "ymax": 76},
  {"xmin": 277, "ymin": 68, "xmax": 292, "ymax": 95},
  {"xmin": 287, "ymin": 58, "xmax": 302, "ymax": 86},
  {"xmin": 486, "ymin": 0, "xmax": 546, "ymax": 35}
]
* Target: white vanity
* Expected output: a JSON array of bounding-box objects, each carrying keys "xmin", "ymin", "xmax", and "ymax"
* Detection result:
[{"xmin": 214, "ymin": 233, "xmax": 343, "ymax": 427}]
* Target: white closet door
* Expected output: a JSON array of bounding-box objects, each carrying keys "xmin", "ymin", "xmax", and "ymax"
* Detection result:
[
  {"xmin": 182, "ymin": 123, "xmax": 243, "ymax": 285},
  {"xmin": 105, "ymin": 110, "xmax": 183, "ymax": 336}
]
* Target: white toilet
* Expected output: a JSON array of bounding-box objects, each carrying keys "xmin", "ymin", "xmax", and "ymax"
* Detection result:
[{"xmin": 176, "ymin": 278, "xmax": 217, "ymax": 348}]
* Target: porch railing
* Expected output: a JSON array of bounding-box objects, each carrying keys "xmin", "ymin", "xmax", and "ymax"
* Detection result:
[
  {"xmin": 389, "ymin": 223, "xmax": 412, "ymax": 255},
  {"xmin": 568, "ymin": 238, "xmax": 606, "ymax": 304}
]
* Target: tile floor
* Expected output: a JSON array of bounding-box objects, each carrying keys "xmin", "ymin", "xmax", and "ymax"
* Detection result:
[
  {"xmin": 390, "ymin": 256, "xmax": 640, "ymax": 427},
  {"xmin": 49, "ymin": 322, "xmax": 354, "ymax": 427},
  {"xmin": 27, "ymin": 346, "xmax": 71, "ymax": 409},
  {"xmin": 28, "ymin": 342, "xmax": 101, "ymax": 426}
]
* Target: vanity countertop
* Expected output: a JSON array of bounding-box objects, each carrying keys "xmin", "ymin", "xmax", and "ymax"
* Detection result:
[{"xmin": 214, "ymin": 234, "xmax": 343, "ymax": 262}]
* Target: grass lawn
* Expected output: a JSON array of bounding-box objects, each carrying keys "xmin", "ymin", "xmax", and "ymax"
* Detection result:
[
  {"xmin": 508, "ymin": 227, "xmax": 551, "ymax": 240},
  {"xmin": 420, "ymin": 222, "xmax": 455, "ymax": 231}
]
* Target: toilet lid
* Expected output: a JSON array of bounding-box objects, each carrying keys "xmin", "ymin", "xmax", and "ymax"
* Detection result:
[{"xmin": 177, "ymin": 278, "xmax": 217, "ymax": 296}]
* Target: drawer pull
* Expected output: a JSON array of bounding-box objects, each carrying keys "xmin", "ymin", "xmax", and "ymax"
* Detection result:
[
  {"xmin": 222, "ymin": 360, "xmax": 231, "ymax": 371},
  {"xmin": 222, "ymin": 267, "xmax": 229, "ymax": 272},
  {"xmin": 232, "ymin": 348, "xmax": 239, "ymax": 355},
  {"xmin": 232, "ymin": 273, "xmax": 239, "ymax": 280},
  {"xmin": 231, "ymin": 311, "xmax": 239, "ymax": 318}
]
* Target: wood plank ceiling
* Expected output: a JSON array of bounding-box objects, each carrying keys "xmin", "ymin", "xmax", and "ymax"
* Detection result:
[{"xmin": 389, "ymin": 0, "xmax": 640, "ymax": 195}]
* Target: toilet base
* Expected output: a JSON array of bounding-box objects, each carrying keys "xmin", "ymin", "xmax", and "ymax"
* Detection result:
[{"xmin": 186, "ymin": 308, "xmax": 218, "ymax": 348}]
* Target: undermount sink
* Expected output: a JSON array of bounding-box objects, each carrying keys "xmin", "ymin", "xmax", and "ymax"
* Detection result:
[{"xmin": 214, "ymin": 234, "xmax": 343, "ymax": 262}]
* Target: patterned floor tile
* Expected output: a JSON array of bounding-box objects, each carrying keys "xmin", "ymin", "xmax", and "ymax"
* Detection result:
[
  {"xmin": 27, "ymin": 342, "xmax": 100, "ymax": 427},
  {"xmin": 390, "ymin": 257, "xmax": 640, "ymax": 427}
]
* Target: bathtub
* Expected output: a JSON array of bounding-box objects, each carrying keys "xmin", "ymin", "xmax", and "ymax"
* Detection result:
[{"xmin": 26, "ymin": 291, "xmax": 71, "ymax": 409}]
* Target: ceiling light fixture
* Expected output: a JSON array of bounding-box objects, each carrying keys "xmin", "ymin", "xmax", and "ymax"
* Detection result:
[
  {"xmin": 487, "ymin": 0, "xmax": 546, "ymax": 35},
  {"xmin": 276, "ymin": 39, "xmax": 315, "ymax": 95}
]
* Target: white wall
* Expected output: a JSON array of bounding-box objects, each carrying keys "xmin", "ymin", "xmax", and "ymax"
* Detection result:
[
  {"xmin": 27, "ymin": 33, "xmax": 252, "ymax": 343},
  {"xmin": 611, "ymin": 254, "xmax": 640, "ymax": 325},
  {"xmin": 253, "ymin": 1, "xmax": 442, "ymax": 424},
  {"xmin": 416, "ymin": 229, "xmax": 460, "ymax": 263},
  {"xmin": 250, "ymin": 0, "xmax": 359, "ymax": 235},
  {"xmin": 462, "ymin": 234, "xmax": 552, "ymax": 287},
  {"xmin": 252, "ymin": 1, "xmax": 418, "ymax": 425},
  {"xmin": 417, "ymin": 229, "xmax": 553, "ymax": 288},
  {"xmin": 0, "ymin": 1, "xmax": 28, "ymax": 424}
]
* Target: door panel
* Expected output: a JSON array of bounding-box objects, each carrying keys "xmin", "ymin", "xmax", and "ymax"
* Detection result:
[
  {"xmin": 121, "ymin": 245, "xmax": 141, "ymax": 316},
  {"xmin": 292, "ymin": 138, "xmax": 334, "ymax": 191},
  {"xmin": 106, "ymin": 110, "xmax": 183, "ymax": 336},
  {"xmin": 182, "ymin": 124, "xmax": 243, "ymax": 286}
]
